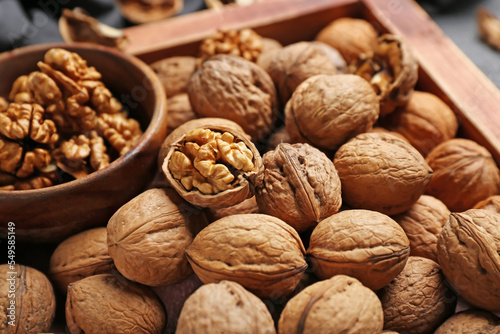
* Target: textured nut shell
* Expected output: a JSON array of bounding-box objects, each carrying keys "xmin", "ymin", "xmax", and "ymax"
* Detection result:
[
  {"xmin": 256, "ymin": 38, "xmax": 283, "ymax": 73},
  {"xmin": 369, "ymin": 126, "xmax": 410, "ymax": 143},
  {"xmin": 426, "ymin": 138, "xmax": 500, "ymax": 212},
  {"xmin": 307, "ymin": 209, "xmax": 410, "ymax": 290},
  {"xmin": 0, "ymin": 264, "xmax": 56, "ymax": 334},
  {"xmin": 255, "ymin": 143, "xmax": 342, "ymax": 232},
  {"xmin": 150, "ymin": 56, "xmax": 196, "ymax": 97},
  {"xmin": 381, "ymin": 91, "xmax": 458, "ymax": 156},
  {"xmin": 66, "ymin": 274, "xmax": 166, "ymax": 334},
  {"xmin": 380, "ymin": 256, "xmax": 456, "ymax": 334},
  {"xmin": 278, "ymin": 275, "xmax": 383, "ymax": 334},
  {"xmin": 185, "ymin": 213, "xmax": 307, "ymax": 299},
  {"xmin": 107, "ymin": 188, "xmax": 207, "ymax": 286},
  {"xmin": 437, "ymin": 209, "xmax": 500, "ymax": 312},
  {"xmin": 474, "ymin": 195, "xmax": 500, "ymax": 214},
  {"xmin": 166, "ymin": 93, "xmax": 196, "ymax": 135},
  {"xmin": 206, "ymin": 196, "xmax": 259, "ymax": 222},
  {"xmin": 285, "ymin": 74, "xmax": 379, "ymax": 151},
  {"xmin": 434, "ymin": 309, "xmax": 500, "ymax": 334},
  {"xmin": 49, "ymin": 227, "xmax": 114, "ymax": 293},
  {"xmin": 176, "ymin": 280, "xmax": 276, "ymax": 334},
  {"xmin": 187, "ymin": 54, "xmax": 278, "ymax": 141},
  {"xmin": 315, "ymin": 17, "xmax": 378, "ymax": 63},
  {"xmin": 158, "ymin": 117, "xmax": 263, "ymax": 209},
  {"xmin": 393, "ymin": 195, "xmax": 450, "ymax": 262},
  {"xmin": 334, "ymin": 132, "xmax": 433, "ymax": 215},
  {"xmin": 268, "ymin": 41, "xmax": 338, "ymax": 104}
]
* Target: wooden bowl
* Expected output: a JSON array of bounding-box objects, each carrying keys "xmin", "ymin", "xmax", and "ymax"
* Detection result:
[{"xmin": 0, "ymin": 43, "xmax": 167, "ymax": 243}]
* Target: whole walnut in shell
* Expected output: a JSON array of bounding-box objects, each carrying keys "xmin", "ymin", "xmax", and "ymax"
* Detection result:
[
  {"xmin": 185, "ymin": 213, "xmax": 307, "ymax": 299},
  {"xmin": 256, "ymin": 38, "xmax": 283, "ymax": 73},
  {"xmin": 107, "ymin": 188, "xmax": 208, "ymax": 286},
  {"xmin": 437, "ymin": 209, "xmax": 500, "ymax": 312},
  {"xmin": 176, "ymin": 280, "xmax": 276, "ymax": 334},
  {"xmin": 379, "ymin": 256, "xmax": 456, "ymax": 334},
  {"xmin": 206, "ymin": 196, "xmax": 259, "ymax": 222},
  {"xmin": 0, "ymin": 264, "xmax": 56, "ymax": 334},
  {"xmin": 285, "ymin": 74, "xmax": 379, "ymax": 151},
  {"xmin": 307, "ymin": 209, "xmax": 410, "ymax": 290},
  {"xmin": 434, "ymin": 309, "xmax": 500, "ymax": 334},
  {"xmin": 187, "ymin": 54, "xmax": 279, "ymax": 141},
  {"xmin": 66, "ymin": 273, "xmax": 166, "ymax": 334},
  {"xmin": 278, "ymin": 275, "xmax": 384, "ymax": 334},
  {"xmin": 166, "ymin": 93, "xmax": 196, "ymax": 135},
  {"xmin": 49, "ymin": 227, "xmax": 114, "ymax": 293},
  {"xmin": 393, "ymin": 195, "xmax": 450, "ymax": 262},
  {"xmin": 333, "ymin": 132, "xmax": 433, "ymax": 215},
  {"xmin": 474, "ymin": 195, "xmax": 500, "ymax": 214},
  {"xmin": 426, "ymin": 138, "xmax": 500, "ymax": 212},
  {"xmin": 255, "ymin": 142, "xmax": 342, "ymax": 232}
]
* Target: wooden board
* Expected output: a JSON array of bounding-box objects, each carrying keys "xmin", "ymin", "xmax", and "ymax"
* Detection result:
[{"xmin": 123, "ymin": 0, "xmax": 500, "ymax": 163}]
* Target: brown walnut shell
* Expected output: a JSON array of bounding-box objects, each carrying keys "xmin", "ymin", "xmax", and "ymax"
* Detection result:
[
  {"xmin": 307, "ymin": 209, "xmax": 410, "ymax": 290},
  {"xmin": 49, "ymin": 227, "xmax": 114, "ymax": 293},
  {"xmin": 333, "ymin": 132, "xmax": 433, "ymax": 215},
  {"xmin": 437, "ymin": 209, "xmax": 500, "ymax": 312},
  {"xmin": 150, "ymin": 56, "xmax": 197, "ymax": 97},
  {"xmin": 187, "ymin": 54, "xmax": 279, "ymax": 141},
  {"xmin": 107, "ymin": 188, "xmax": 208, "ymax": 286},
  {"xmin": 255, "ymin": 142, "xmax": 342, "ymax": 233},
  {"xmin": 426, "ymin": 138, "xmax": 500, "ymax": 212},
  {"xmin": 393, "ymin": 195, "xmax": 450, "ymax": 262},
  {"xmin": 166, "ymin": 93, "xmax": 196, "ymax": 135},
  {"xmin": 0, "ymin": 264, "xmax": 56, "ymax": 334},
  {"xmin": 474, "ymin": 195, "xmax": 500, "ymax": 214},
  {"xmin": 66, "ymin": 273, "xmax": 166, "ymax": 334},
  {"xmin": 434, "ymin": 309, "xmax": 500, "ymax": 334},
  {"xmin": 177, "ymin": 280, "xmax": 276, "ymax": 334},
  {"xmin": 379, "ymin": 256, "xmax": 457, "ymax": 334},
  {"xmin": 278, "ymin": 275, "xmax": 384, "ymax": 334},
  {"xmin": 185, "ymin": 213, "xmax": 307, "ymax": 299},
  {"xmin": 285, "ymin": 74, "xmax": 379, "ymax": 151},
  {"xmin": 256, "ymin": 37, "xmax": 283, "ymax": 73},
  {"xmin": 206, "ymin": 196, "xmax": 259, "ymax": 222}
]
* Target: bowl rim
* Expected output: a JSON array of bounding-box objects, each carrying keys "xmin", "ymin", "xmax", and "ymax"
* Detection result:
[{"xmin": 0, "ymin": 42, "xmax": 167, "ymax": 197}]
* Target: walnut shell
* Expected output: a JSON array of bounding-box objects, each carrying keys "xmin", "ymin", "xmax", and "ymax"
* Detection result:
[
  {"xmin": 285, "ymin": 74, "xmax": 379, "ymax": 151},
  {"xmin": 393, "ymin": 195, "xmax": 450, "ymax": 262},
  {"xmin": 107, "ymin": 188, "xmax": 208, "ymax": 286},
  {"xmin": 268, "ymin": 41, "xmax": 338, "ymax": 105},
  {"xmin": 66, "ymin": 273, "xmax": 166, "ymax": 334},
  {"xmin": 381, "ymin": 91, "xmax": 458, "ymax": 156},
  {"xmin": 150, "ymin": 56, "xmax": 197, "ymax": 97},
  {"xmin": 166, "ymin": 93, "xmax": 196, "ymax": 135},
  {"xmin": 256, "ymin": 38, "xmax": 283, "ymax": 73},
  {"xmin": 315, "ymin": 17, "xmax": 378, "ymax": 63},
  {"xmin": 185, "ymin": 213, "xmax": 307, "ymax": 299},
  {"xmin": 177, "ymin": 280, "xmax": 276, "ymax": 334},
  {"xmin": 333, "ymin": 132, "xmax": 433, "ymax": 215},
  {"xmin": 0, "ymin": 264, "xmax": 56, "ymax": 334},
  {"xmin": 187, "ymin": 54, "xmax": 279, "ymax": 141},
  {"xmin": 380, "ymin": 256, "xmax": 456, "ymax": 334},
  {"xmin": 437, "ymin": 209, "xmax": 500, "ymax": 312},
  {"xmin": 307, "ymin": 209, "xmax": 410, "ymax": 290},
  {"xmin": 206, "ymin": 196, "xmax": 260, "ymax": 222},
  {"xmin": 278, "ymin": 275, "xmax": 384, "ymax": 334},
  {"xmin": 255, "ymin": 142, "xmax": 342, "ymax": 232},
  {"xmin": 474, "ymin": 195, "xmax": 500, "ymax": 214},
  {"xmin": 426, "ymin": 138, "xmax": 500, "ymax": 212},
  {"xmin": 49, "ymin": 227, "xmax": 114, "ymax": 293},
  {"xmin": 434, "ymin": 309, "xmax": 500, "ymax": 334}
]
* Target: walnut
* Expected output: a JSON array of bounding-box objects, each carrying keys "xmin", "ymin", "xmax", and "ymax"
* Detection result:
[
  {"xmin": 473, "ymin": 195, "xmax": 500, "ymax": 214},
  {"xmin": 107, "ymin": 188, "xmax": 208, "ymax": 286},
  {"xmin": 255, "ymin": 143, "xmax": 342, "ymax": 233},
  {"xmin": 0, "ymin": 138, "xmax": 22, "ymax": 174},
  {"xmin": 380, "ymin": 256, "xmax": 456, "ymax": 333},
  {"xmin": 425, "ymin": 138, "xmax": 500, "ymax": 212},
  {"xmin": 43, "ymin": 48, "xmax": 101, "ymax": 81},
  {"xmin": 96, "ymin": 112, "xmax": 142, "ymax": 155},
  {"xmin": 0, "ymin": 97, "xmax": 8, "ymax": 112},
  {"xmin": 8, "ymin": 75, "xmax": 31, "ymax": 103},
  {"xmin": 267, "ymin": 41, "xmax": 339, "ymax": 104},
  {"xmin": 333, "ymin": 132, "xmax": 433, "ymax": 215},
  {"xmin": 16, "ymin": 147, "xmax": 51, "ymax": 178},
  {"xmin": 0, "ymin": 264, "xmax": 56, "ymax": 333},
  {"xmin": 199, "ymin": 28, "xmax": 264, "ymax": 63},
  {"xmin": 315, "ymin": 17, "xmax": 378, "ymax": 63},
  {"xmin": 477, "ymin": 7, "xmax": 500, "ymax": 51},
  {"xmin": 90, "ymin": 84, "xmax": 123, "ymax": 114},
  {"xmin": 307, "ymin": 209, "xmax": 410, "ymax": 290},
  {"xmin": 65, "ymin": 274, "xmax": 166, "ymax": 334},
  {"xmin": 185, "ymin": 213, "xmax": 307, "ymax": 299},
  {"xmin": 14, "ymin": 174, "xmax": 54, "ymax": 190},
  {"xmin": 159, "ymin": 118, "xmax": 263, "ymax": 208},
  {"xmin": 393, "ymin": 195, "xmax": 450, "ymax": 263},
  {"xmin": 177, "ymin": 280, "xmax": 276, "ymax": 334},
  {"xmin": 352, "ymin": 34, "xmax": 419, "ymax": 116},
  {"xmin": 206, "ymin": 196, "xmax": 259, "ymax": 222},
  {"xmin": 150, "ymin": 56, "xmax": 197, "ymax": 97},
  {"xmin": 0, "ymin": 102, "xmax": 32, "ymax": 140},
  {"xmin": 434, "ymin": 309, "xmax": 500, "ymax": 334},
  {"xmin": 256, "ymin": 38, "xmax": 283, "ymax": 73},
  {"xmin": 285, "ymin": 74, "xmax": 379, "ymax": 151},
  {"xmin": 89, "ymin": 130, "xmax": 110, "ymax": 170},
  {"xmin": 437, "ymin": 209, "xmax": 500, "ymax": 312},
  {"xmin": 381, "ymin": 91, "xmax": 458, "ymax": 156},
  {"xmin": 25, "ymin": 71, "xmax": 64, "ymax": 113},
  {"xmin": 53, "ymin": 134, "xmax": 92, "ymax": 178},
  {"xmin": 278, "ymin": 275, "xmax": 384, "ymax": 333},
  {"xmin": 49, "ymin": 227, "xmax": 114, "ymax": 293},
  {"xmin": 166, "ymin": 93, "xmax": 196, "ymax": 135},
  {"xmin": 369, "ymin": 126, "xmax": 410, "ymax": 143},
  {"xmin": 187, "ymin": 54, "xmax": 279, "ymax": 141}
]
